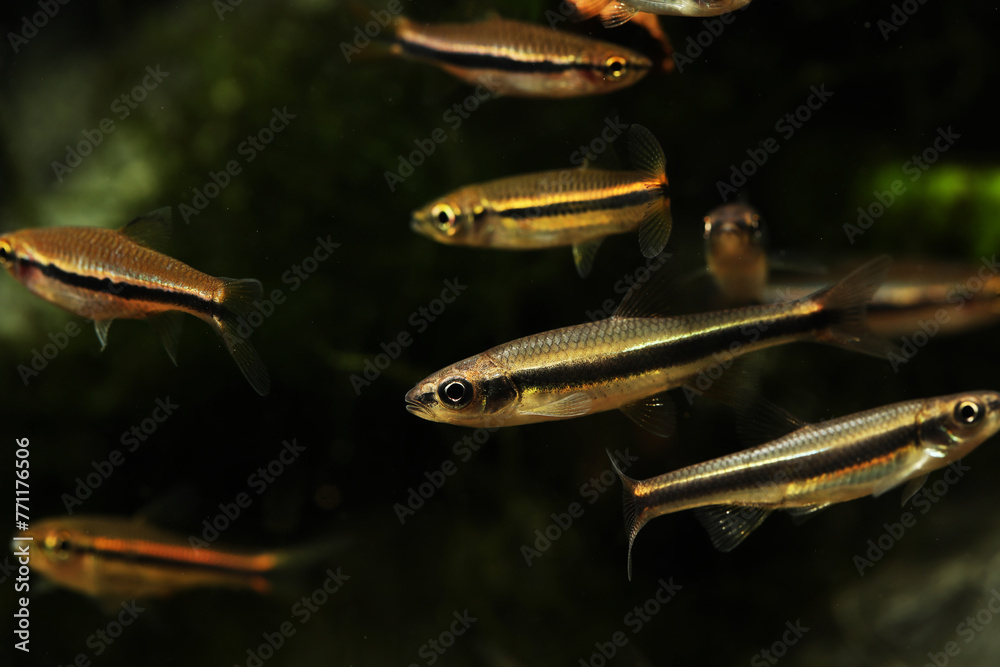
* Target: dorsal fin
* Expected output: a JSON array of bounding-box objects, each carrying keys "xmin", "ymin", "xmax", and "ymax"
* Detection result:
[{"xmin": 118, "ymin": 207, "xmax": 172, "ymax": 252}]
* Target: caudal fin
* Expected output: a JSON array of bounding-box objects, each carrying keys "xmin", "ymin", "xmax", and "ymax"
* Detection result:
[
  {"xmin": 625, "ymin": 124, "xmax": 671, "ymax": 260},
  {"xmin": 809, "ymin": 255, "xmax": 893, "ymax": 358},
  {"xmin": 214, "ymin": 278, "xmax": 271, "ymax": 396},
  {"xmin": 608, "ymin": 449, "xmax": 644, "ymax": 581}
]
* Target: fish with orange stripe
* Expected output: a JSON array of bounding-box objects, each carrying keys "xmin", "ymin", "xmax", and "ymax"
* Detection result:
[
  {"xmin": 0, "ymin": 208, "xmax": 269, "ymax": 394},
  {"xmin": 609, "ymin": 391, "xmax": 1000, "ymax": 579},
  {"xmin": 411, "ymin": 124, "xmax": 670, "ymax": 277},
  {"xmin": 15, "ymin": 515, "xmax": 338, "ymax": 605}
]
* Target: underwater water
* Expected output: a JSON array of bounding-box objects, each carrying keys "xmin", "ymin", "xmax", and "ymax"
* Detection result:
[{"xmin": 1, "ymin": 0, "xmax": 999, "ymax": 665}]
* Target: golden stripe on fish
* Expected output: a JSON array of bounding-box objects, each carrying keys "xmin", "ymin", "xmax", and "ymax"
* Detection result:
[
  {"xmin": 610, "ymin": 391, "xmax": 1000, "ymax": 579},
  {"xmin": 388, "ymin": 17, "xmax": 652, "ymax": 97},
  {"xmin": 405, "ymin": 256, "xmax": 891, "ymax": 436},
  {"xmin": 412, "ymin": 124, "xmax": 670, "ymax": 277},
  {"xmin": 0, "ymin": 208, "xmax": 270, "ymax": 395}
]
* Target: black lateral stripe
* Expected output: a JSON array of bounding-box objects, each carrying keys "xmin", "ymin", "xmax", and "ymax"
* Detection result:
[
  {"xmin": 28, "ymin": 257, "xmax": 217, "ymax": 316},
  {"xmin": 71, "ymin": 542, "xmax": 264, "ymax": 575},
  {"xmin": 514, "ymin": 309, "xmax": 834, "ymax": 389},
  {"xmin": 497, "ymin": 188, "xmax": 655, "ymax": 220},
  {"xmin": 398, "ymin": 38, "xmax": 615, "ymax": 74}
]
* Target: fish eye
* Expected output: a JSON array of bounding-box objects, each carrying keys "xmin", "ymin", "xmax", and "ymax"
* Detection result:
[
  {"xmin": 605, "ymin": 56, "xmax": 627, "ymax": 78},
  {"xmin": 954, "ymin": 399, "xmax": 983, "ymax": 425},
  {"xmin": 438, "ymin": 377, "xmax": 473, "ymax": 409},
  {"xmin": 43, "ymin": 531, "xmax": 73, "ymax": 560},
  {"xmin": 0, "ymin": 240, "xmax": 10, "ymax": 262},
  {"xmin": 431, "ymin": 204, "xmax": 458, "ymax": 235}
]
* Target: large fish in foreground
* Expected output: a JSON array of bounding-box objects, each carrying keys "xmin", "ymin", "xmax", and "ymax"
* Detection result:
[
  {"xmin": 0, "ymin": 208, "xmax": 270, "ymax": 395},
  {"xmin": 610, "ymin": 391, "xmax": 1000, "ymax": 579},
  {"xmin": 573, "ymin": 0, "xmax": 752, "ymax": 27},
  {"xmin": 411, "ymin": 124, "xmax": 670, "ymax": 277},
  {"xmin": 15, "ymin": 516, "xmax": 332, "ymax": 606},
  {"xmin": 405, "ymin": 256, "xmax": 892, "ymax": 436},
  {"xmin": 386, "ymin": 16, "xmax": 652, "ymax": 97}
]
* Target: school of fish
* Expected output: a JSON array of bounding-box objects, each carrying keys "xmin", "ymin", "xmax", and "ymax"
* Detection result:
[{"xmin": 5, "ymin": 2, "xmax": 995, "ymax": 604}]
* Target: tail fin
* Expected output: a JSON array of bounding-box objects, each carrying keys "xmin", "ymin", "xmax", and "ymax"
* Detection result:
[
  {"xmin": 625, "ymin": 124, "xmax": 672, "ymax": 260},
  {"xmin": 809, "ymin": 255, "xmax": 893, "ymax": 358},
  {"xmin": 607, "ymin": 449, "xmax": 643, "ymax": 581},
  {"xmin": 214, "ymin": 278, "xmax": 271, "ymax": 396}
]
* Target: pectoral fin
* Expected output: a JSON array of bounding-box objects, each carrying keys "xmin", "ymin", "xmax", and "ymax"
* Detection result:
[
  {"xmin": 94, "ymin": 319, "xmax": 112, "ymax": 350},
  {"xmin": 600, "ymin": 1, "xmax": 640, "ymax": 28},
  {"xmin": 518, "ymin": 393, "xmax": 592, "ymax": 418},
  {"xmin": 900, "ymin": 474, "xmax": 929, "ymax": 506}
]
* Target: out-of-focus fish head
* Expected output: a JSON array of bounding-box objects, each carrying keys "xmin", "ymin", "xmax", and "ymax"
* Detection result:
[
  {"xmin": 0, "ymin": 231, "xmax": 43, "ymax": 285},
  {"xmin": 411, "ymin": 189, "xmax": 492, "ymax": 246},
  {"xmin": 405, "ymin": 354, "xmax": 518, "ymax": 426},
  {"xmin": 703, "ymin": 202, "xmax": 763, "ymax": 257},
  {"xmin": 15, "ymin": 519, "xmax": 92, "ymax": 594},
  {"xmin": 919, "ymin": 391, "xmax": 1000, "ymax": 459}
]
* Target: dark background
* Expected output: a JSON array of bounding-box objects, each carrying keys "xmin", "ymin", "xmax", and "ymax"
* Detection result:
[{"xmin": 2, "ymin": 0, "xmax": 999, "ymax": 665}]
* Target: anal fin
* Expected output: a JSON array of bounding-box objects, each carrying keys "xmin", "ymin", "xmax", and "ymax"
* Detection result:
[
  {"xmin": 94, "ymin": 319, "xmax": 112, "ymax": 350},
  {"xmin": 148, "ymin": 312, "xmax": 185, "ymax": 366},
  {"xmin": 519, "ymin": 392, "xmax": 592, "ymax": 418},
  {"xmin": 693, "ymin": 505, "xmax": 772, "ymax": 552}
]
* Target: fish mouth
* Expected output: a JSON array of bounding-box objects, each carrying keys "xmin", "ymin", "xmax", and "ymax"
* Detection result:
[{"xmin": 404, "ymin": 387, "xmax": 434, "ymax": 418}]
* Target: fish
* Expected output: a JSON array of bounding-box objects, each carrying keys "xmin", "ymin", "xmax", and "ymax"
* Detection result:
[
  {"xmin": 609, "ymin": 391, "xmax": 1000, "ymax": 579},
  {"xmin": 404, "ymin": 255, "xmax": 892, "ymax": 437},
  {"xmin": 14, "ymin": 516, "xmax": 298, "ymax": 606},
  {"xmin": 703, "ymin": 202, "xmax": 767, "ymax": 305},
  {"xmin": 0, "ymin": 208, "xmax": 270, "ymax": 395},
  {"xmin": 386, "ymin": 16, "xmax": 652, "ymax": 97},
  {"xmin": 764, "ymin": 260, "xmax": 1000, "ymax": 340},
  {"xmin": 572, "ymin": 0, "xmax": 752, "ymax": 27},
  {"xmin": 411, "ymin": 124, "xmax": 670, "ymax": 277}
]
